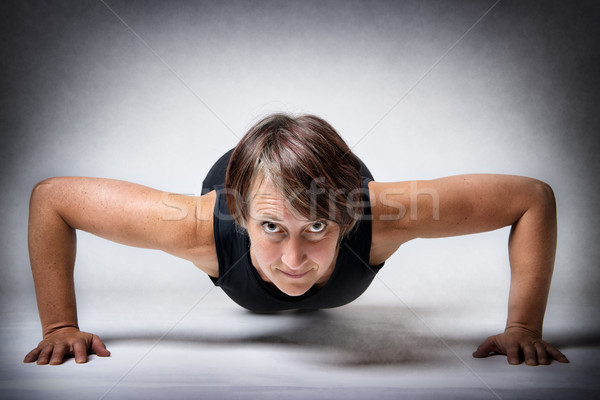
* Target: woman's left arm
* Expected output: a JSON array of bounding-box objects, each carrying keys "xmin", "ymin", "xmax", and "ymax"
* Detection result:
[{"xmin": 370, "ymin": 174, "xmax": 569, "ymax": 365}]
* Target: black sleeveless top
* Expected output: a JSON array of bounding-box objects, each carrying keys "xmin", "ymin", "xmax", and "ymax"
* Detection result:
[{"xmin": 202, "ymin": 150, "xmax": 385, "ymax": 313}]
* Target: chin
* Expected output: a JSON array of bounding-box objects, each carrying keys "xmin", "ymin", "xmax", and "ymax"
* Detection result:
[{"xmin": 277, "ymin": 283, "xmax": 312, "ymax": 297}]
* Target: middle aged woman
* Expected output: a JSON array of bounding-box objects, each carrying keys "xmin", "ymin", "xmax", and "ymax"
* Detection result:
[{"xmin": 24, "ymin": 113, "xmax": 569, "ymax": 367}]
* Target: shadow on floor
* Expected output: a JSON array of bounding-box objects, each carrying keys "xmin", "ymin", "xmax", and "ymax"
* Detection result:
[{"xmin": 98, "ymin": 305, "xmax": 509, "ymax": 367}]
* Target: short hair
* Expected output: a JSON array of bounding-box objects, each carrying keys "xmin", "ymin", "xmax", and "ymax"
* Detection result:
[{"xmin": 225, "ymin": 113, "xmax": 364, "ymax": 239}]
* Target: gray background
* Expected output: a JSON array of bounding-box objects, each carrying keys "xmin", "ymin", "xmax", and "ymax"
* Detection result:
[{"xmin": 1, "ymin": 0, "xmax": 599, "ymax": 399}]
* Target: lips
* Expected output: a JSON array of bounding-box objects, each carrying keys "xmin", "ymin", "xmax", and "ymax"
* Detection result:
[{"xmin": 278, "ymin": 269, "xmax": 310, "ymax": 279}]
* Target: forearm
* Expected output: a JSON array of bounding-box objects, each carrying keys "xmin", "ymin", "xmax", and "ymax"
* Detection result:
[
  {"xmin": 28, "ymin": 181, "xmax": 79, "ymax": 337},
  {"xmin": 506, "ymin": 182, "xmax": 557, "ymax": 336}
]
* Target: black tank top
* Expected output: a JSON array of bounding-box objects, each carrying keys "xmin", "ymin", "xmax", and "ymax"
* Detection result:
[{"xmin": 202, "ymin": 150, "xmax": 385, "ymax": 313}]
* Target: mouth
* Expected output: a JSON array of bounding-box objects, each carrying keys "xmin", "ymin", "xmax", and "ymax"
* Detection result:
[{"xmin": 278, "ymin": 269, "xmax": 311, "ymax": 279}]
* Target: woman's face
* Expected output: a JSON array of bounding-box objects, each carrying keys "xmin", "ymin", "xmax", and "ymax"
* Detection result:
[{"xmin": 245, "ymin": 178, "xmax": 341, "ymax": 296}]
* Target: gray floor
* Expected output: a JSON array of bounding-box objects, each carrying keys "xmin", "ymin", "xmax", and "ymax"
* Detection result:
[{"xmin": 2, "ymin": 285, "xmax": 599, "ymax": 400}]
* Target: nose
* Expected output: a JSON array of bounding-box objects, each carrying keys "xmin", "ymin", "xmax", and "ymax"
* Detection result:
[{"xmin": 281, "ymin": 236, "xmax": 307, "ymax": 270}]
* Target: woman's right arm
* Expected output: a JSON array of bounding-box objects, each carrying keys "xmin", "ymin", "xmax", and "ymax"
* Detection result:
[{"xmin": 23, "ymin": 176, "xmax": 217, "ymax": 365}]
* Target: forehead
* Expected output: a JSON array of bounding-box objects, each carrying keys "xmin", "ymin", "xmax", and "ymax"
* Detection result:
[{"xmin": 249, "ymin": 177, "xmax": 305, "ymax": 221}]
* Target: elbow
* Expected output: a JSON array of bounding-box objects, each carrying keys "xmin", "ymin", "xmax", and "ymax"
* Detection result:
[
  {"xmin": 30, "ymin": 177, "xmax": 63, "ymax": 208},
  {"xmin": 530, "ymin": 179, "xmax": 556, "ymax": 215},
  {"xmin": 31, "ymin": 177, "xmax": 55, "ymax": 198},
  {"xmin": 32, "ymin": 177, "xmax": 55, "ymax": 191}
]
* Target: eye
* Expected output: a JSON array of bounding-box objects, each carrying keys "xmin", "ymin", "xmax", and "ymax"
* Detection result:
[
  {"xmin": 307, "ymin": 221, "xmax": 327, "ymax": 233},
  {"xmin": 262, "ymin": 221, "xmax": 282, "ymax": 234}
]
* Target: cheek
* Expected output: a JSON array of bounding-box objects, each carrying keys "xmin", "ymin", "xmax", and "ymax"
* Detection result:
[
  {"xmin": 307, "ymin": 241, "xmax": 338, "ymax": 266},
  {"xmin": 250, "ymin": 235, "xmax": 281, "ymax": 265}
]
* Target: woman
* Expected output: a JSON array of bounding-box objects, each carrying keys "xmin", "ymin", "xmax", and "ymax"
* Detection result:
[{"xmin": 24, "ymin": 113, "xmax": 569, "ymax": 366}]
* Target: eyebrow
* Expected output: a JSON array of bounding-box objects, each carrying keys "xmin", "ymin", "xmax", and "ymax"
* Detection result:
[{"xmin": 255, "ymin": 213, "xmax": 283, "ymax": 222}]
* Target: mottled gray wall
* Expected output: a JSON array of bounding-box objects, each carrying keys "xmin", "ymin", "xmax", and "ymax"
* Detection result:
[{"xmin": 1, "ymin": 1, "xmax": 599, "ymax": 329}]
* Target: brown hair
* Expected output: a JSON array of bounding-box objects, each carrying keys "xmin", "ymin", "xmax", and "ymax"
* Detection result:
[{"xmin": 225, "ymin": 113, "xmax": 364, "ymax": 239}]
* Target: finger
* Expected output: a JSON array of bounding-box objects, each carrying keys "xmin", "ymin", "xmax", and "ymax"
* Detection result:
[
  {"xmin": 49, "ymin": 344, "xmax": 68, "ymax": 365},
  {"xmin": 534, "ymin": 342, "xmax": 549, "ymax": 365},
  {"xmin": 522, "ymin": 343, "xmax": 538, "ymax": 366},
  {"xmin": 24, "ymin": 348, "xmax": 42, "ymax": 363},
  {"xmin": 36, "ymin": 345, "xmax": 53, "ymax": 365},
  {"xmin": 506, "ymin": 344, "xmax": 521, "ymax": 365},
  {"xmin": 545, "ymin": 345, "xmax": 570, "ymax": 363},
  {"xmin": 472, "ymin": 336, "xmax": 499, "ymax": 358},
  {"xmin": 91, "ymin": 335, "xmax": 111, "ymax": 357},
  {"xmin": 73, "ymin": 341, "xmax": 88, "ymax": 364}
]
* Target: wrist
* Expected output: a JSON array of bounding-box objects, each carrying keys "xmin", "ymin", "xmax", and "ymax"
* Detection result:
[
  {"xmin": 504, "ymin": 323, "xmax": 542, "ymax": 338},
  {"xmin": 43, "ymin": 323, "xmax": 79, "ymax": 338}
]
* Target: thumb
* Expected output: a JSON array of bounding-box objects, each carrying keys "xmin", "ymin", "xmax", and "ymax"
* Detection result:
[
  {"xmin": 91, "ymin": 335, "xmax": 111, "ymax": 357},
  {"xmin": 472, "ymin": 335, "xmax": 500, "ymax": 358}
]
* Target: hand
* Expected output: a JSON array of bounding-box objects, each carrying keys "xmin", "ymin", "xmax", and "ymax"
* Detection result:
[
  {"xmin": 23, "ymin": 326, "xmax": 110, "ymax": 365},
  {"xmin": 472, "ymin": 326, "xmax": 569, "ymax": 365}
]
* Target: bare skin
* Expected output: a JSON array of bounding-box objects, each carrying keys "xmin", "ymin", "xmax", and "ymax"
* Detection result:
[
  {"xmin": 23, "ymin": 174, "xmax": 568, "ymax": 365},
  {"xmin": 245, "ymin": 178, "xmax": 341, "ymax": 296},
  {"xmin": 369, "ymin": 175, "xmax": 568, "ymax": 365}
]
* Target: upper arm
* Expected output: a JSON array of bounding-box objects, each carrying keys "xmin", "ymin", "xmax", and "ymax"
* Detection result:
[
  {"xmin": 30, "ymin": 176, "xmax": 218, "ymax": 275},
  {"xmin": 369, "ymin": 174, "xmax": 555, "ymax": 252}
]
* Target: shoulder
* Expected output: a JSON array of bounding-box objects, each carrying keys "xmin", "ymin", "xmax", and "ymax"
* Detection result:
[
  {"xmin": 168, "ymin": 190, "xmax": 219, "ymax": 277},
  {"xmin": 367, "ymin": 181, "xmax": 413, "ymax": 264}
]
